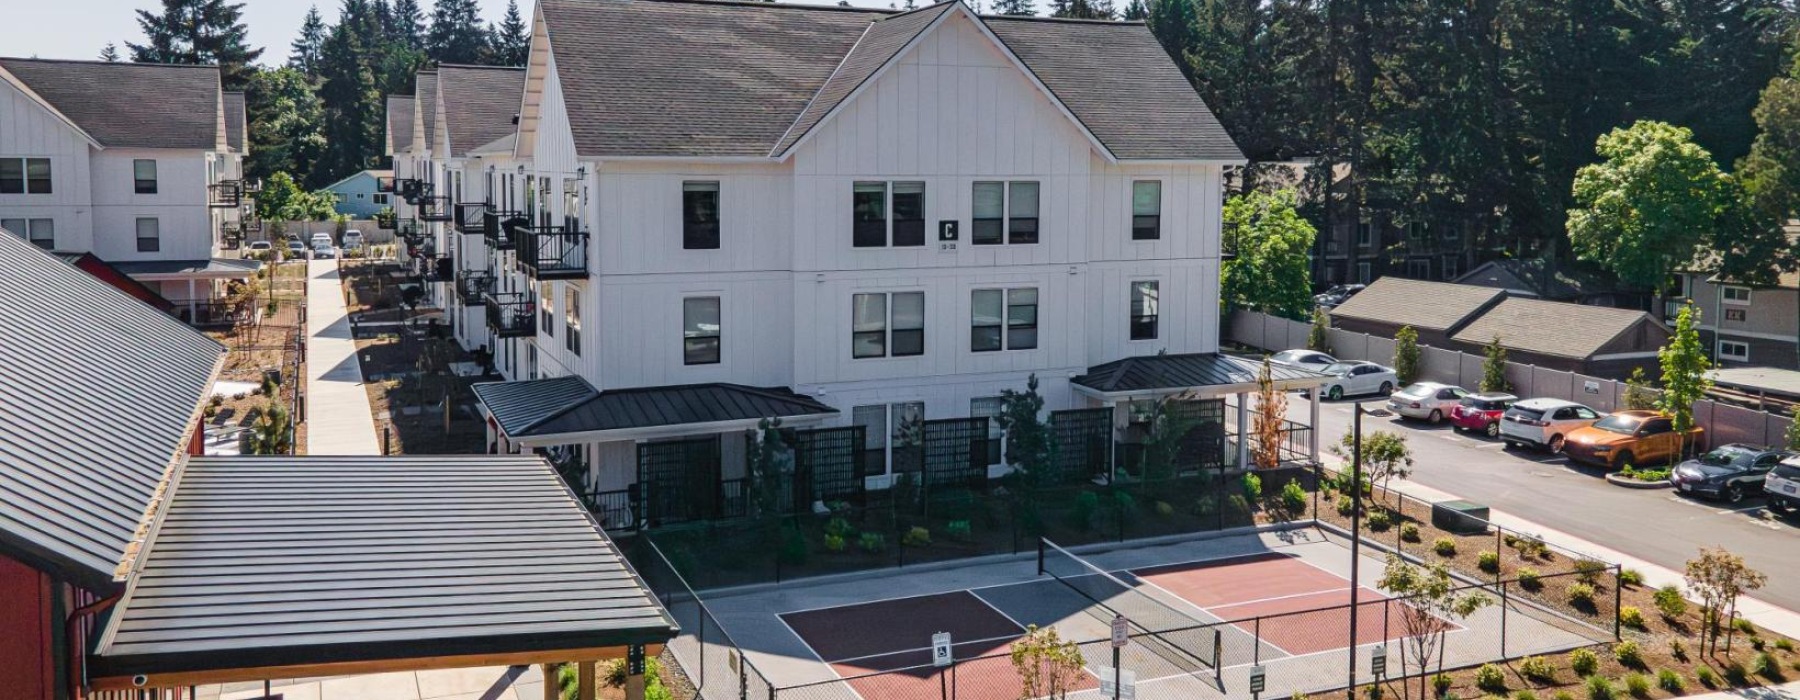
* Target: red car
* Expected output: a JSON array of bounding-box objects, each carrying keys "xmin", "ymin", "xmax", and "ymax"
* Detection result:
[{"xmin": 1451, "ymin": 393, "xmax": 1518, "ymax": 438}]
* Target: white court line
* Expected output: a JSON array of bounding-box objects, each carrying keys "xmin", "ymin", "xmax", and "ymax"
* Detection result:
[
  {"xmin": 1207, "ymin": 586, "xmax": 1357, "ymax": 611},
  {"xmin": 774, "ymin": 613, "xmax": 870, "ymax": 700},
  {"xmin": 1129, "ymin": 573, "xmax": 1300, "ymax": 660},
  {"xmin": 826, "ymin": 633, "xmax": 1024, "ymax": 666}
]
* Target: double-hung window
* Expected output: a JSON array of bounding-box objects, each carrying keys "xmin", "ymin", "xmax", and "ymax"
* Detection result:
[
  {"xmin": 683, "ymin": 181, "xmax": 720, "ymax": 249},
  {"xmin": 853, "ymin": 182, "xmax": 887, "ymax": 247},
  {"xmin": 0, "ymin": 158, "xmax": 51, "ymax": 194},
  {"xmin": 1130, "ymin": 281, "xmax": 1159, "ymax": 340},
  {"xmin": 133, "ymin": 159, "xmax": 158, "ymax": 194},
  {"xmin": 852, "ymin": 181, "xmax": 925, "ymax": 248},
  {"xmin": 135, "ymin": 218, "xmax": 160, "ymax": 252},
  {"xmin": 1723, "ymin": 286, "xmax": 1752, "ymax": 305},
  {"xmin": 1131, "ymin": 181, "xmax": 1161, "ymax": 240},
  {"xmin": 892, "ymin": 182, "xmax": 925, "ymax": 247},
  {"xmin": 852, "ymin": 291, "xmax": 924, "ymax": 358},
  {"xmin": 565, "ymin": 288, "xmax": 581, "ymax": 356},
  {"xmin": 684, "ymin": 296, "xmax": 722, "ymax": 365},
  {"xmin": 971, "ymin": 288, "xmax": 1038, "ymax": 352},
  {"xmin": 2, "ymin": 218, "xmax": 53, "ymax": 249},
  {"xmin": 971, "ymin": 181, "xmax": 1040, "ymax": 245}
]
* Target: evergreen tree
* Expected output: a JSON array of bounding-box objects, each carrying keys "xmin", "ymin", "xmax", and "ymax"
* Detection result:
[
  {"xmin": 127, "ymin": 0, "xmax": 264, "ymax": 90},
  {"xmin": 1144, "ymin": 0, "xmax": 1201, "ymax": 84},
  {"xmin": 389, "ymin": 0, "xmax": 428, "ymax": 49},
  {"xmin": 428, "ymin": 0, "xmax": 490, "ymax": 65},
  {"xmin": 317, "ymin": 13, "xmax": 383, "ymax": 185},
  {"xmin": 99, "ymin": 43, "xmax": 121, "ymax": 62},
  {"xmin": 989, "ymin": 0, "xmax": 1035, "ymax": 16},
  {"xmin": 245, "ymin": 68, "xmax": 327, "ymax": 185},
  {"xmin": 492, "ymin": 0, "xmax": 530, "ymax": 65},
  {"xmin": 1048, "ymin": 0, "xmax": 1114, "ymax": 19},
  {"xmin": 1121, "ymin": 0, "xmax": 1146, "ymax": 20},
  {"xmin": 290, "ymin": 6, "xmax": 329, "ymax": 77}
]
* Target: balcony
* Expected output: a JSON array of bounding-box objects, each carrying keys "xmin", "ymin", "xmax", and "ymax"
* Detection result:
[
  {"xmin": 417, "ymin": 195, "xmax": 452, "ymax": 222},
  {"xmin": 485, "ymin": 292, "xmax": 537, "ymax": 338},
  {"xmin": 396, "ymin": 217, "xmax": 420, "ymax": 243},
  {"xmin": 408, "ymin": 235, "xmax": 438, "ymax": 259},
  {"xmin": 241, "ymin": 219, "xmax": 262, "ymax": 235},
  {"xmin": 208, "ymin": 181, "xmax": 243, "ymax": 208},
  {"xmin": 419, "ymin": 254, "xmax": 454, "ymax": 283},
  {"xmin": 221, "ymin": 221, "xmax": 242, "ymax": 247},
  {"xmin": 515, "ymin": 224, "xmax": 590, "ymax": 280},
  {"xmin": 483, "ymin": 210, "xmax": 527, "ymax": 250},
  {"xmin": 242, "ymin": 179, "xmax": 262, "ymax": 196},
  {"xmin": 396, "ymin": 178, "xmax": 427, "ymax": 203},
  {"xmin": 454, "ymin": 202, "xmax": 490, "ymax": 234},
  {"xmin": 456, "ymin": 270, "xmax": 495, "ymax": 305}
]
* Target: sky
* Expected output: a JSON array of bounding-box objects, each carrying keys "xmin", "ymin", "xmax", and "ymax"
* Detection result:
[{"xmin": 3, "ymin": 0, "xmax": 892, "ymax": 66}]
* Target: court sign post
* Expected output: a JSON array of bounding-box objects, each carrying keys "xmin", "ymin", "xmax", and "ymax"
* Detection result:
[
  {"xmin": 1250, "ymin": 664, "xmax": 1267, "ymax": 700},
  {"xmin": 933, "ymin": 632, "xmax": 952, "ymax": 700},
  {"xmin": 1111, "ymin": 614, "xmax": 1129, "ymax": 700},
  {"xmin": 1100, "ymin": 667, "xmax": 1137, "ymax": 700},
  {"xmin": 1371, "ymin": 645, "xmax": 1387, "ymax": 682}
]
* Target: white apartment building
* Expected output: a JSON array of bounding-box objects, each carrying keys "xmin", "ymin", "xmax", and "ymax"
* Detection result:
[
  {"xmin": 389, "ymin": 0, "xmax": 1325, "ymax": 529},
  {"xmin": 0, "ymin": 58, "xmax": 259, "ymax": 323}
]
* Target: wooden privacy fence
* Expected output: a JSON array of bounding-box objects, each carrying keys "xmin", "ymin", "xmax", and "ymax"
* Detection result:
[{"xmin": 1229, "ymin": 310, "xmax": 1795, "ymax": 448}]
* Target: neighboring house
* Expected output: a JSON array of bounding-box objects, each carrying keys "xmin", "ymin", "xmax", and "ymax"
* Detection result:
[
  {"xmin": 1453, "ymin": 257, "xmax": 1641, "ymax": 308},
  {"xmin": 1673, "ymin": 269, "xmax": 1800, "ymax": 370},
  {"xmin": 1328, "ymin": 277, "xmax": 1507, "ymax": 348},
  {"xmin": 0, "ymin": 57, "xmax": 259, "ymax": 325},
  {"xmin": 395, "ymin": 0, "xmax": 1332, "ymax": 532},
  {"xmin": 323, "ymin": 168, "xmax": 394, "ymax": 218}
]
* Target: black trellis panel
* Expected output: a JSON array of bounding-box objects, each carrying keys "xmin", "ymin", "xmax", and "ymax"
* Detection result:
[
  {"xmin": 922, "ymin": 417, "xmax": 989, "ymax": 492},
  {"xmin": 1168, "ymin": 399, "xmax": 1227, "ymax": 474},
  {"xmin": 637, "ymin": 435, "xmax": 722, "ymax": 527},
  {"xmin": 795, "ymin": 426, "xmax": 866, "ymax": 507},
  {"xmin": 1051, "ymin": 408, "xmax": 1113, "ymax": 485}
]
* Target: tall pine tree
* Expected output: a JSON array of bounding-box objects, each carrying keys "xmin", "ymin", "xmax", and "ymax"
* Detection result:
[
  {"xmin": 1048, "ymin": 0, "xmax": 1115, "ymax": 19},
  {"xmin": 492, "ymin": 0, "xmax": 530, "ymax": 66},
  {"xmin": 128, "ymin": 0, "xmax": 264, "ymax": 90},
  {"xmin": 389, "ymin": 0, "xmax": 427, "ymax": 50},
  {"xmin": 245, "ymin": 67, "xmax": 327, "ymax": 184},
  {"xmin": 99, "ymin": 43, "xmax": 121, "ymax": 62},
  {"xmin": 428, "ymin": 0, "xmax": 490, "ymax": 65},
  {"xmin": 317, "ymin": 0, "xmax": 384, "ymax": 185},
  {"xmin": 989, "ymin": 0, "xmax": 1035, "ymax": 15},
  {"xmin": 290, "ymin": 6, "xmax": 329, "ymax": 77}
]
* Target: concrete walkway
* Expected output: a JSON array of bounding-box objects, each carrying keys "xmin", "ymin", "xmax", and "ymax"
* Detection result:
[
  {"xmin": 304, "ymin": 258, "xmax": 382, "ymax": 455},
  {"xmin": 198, "ymin": 665, "xmax": 546, "ymax": 700}
]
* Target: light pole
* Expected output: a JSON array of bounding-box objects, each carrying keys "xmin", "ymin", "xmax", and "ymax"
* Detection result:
[{"xmin": 1347, "ymin": 402, "xmax": 1369, "ymax": 700}]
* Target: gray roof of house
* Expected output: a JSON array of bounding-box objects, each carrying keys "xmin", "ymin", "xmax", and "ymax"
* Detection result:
[
  {"xmin": 1450, "ymin": 297, "xmax": 1663, "ymax": 360},
  {"xmin": 388, "ymin": 96, "xmax": 415, "ymax": 153},
  {"xmin": 1328, "ymin": 277, "xmax": 1507, "ymax": 332},
  {"xmin": 222, "ymin": 92, "xmax": 245, "ymax": 153},
  {"xmin": 91, "ymin": 455, "xmax": 678, "ymax": 679},
  {"xmin": 474, "ymin": 377, "xmax": 838, "ymax": 438},
  {"xmin": 438, "ymin": 65, "xmax": 527, "ymax": 157},
  {"xmin": 0, "ymin": 232, "xmax": 223, "ymax": 590},
  {"xmin": 538, "ymin": 0, "xmax": 1240, "ymax": 161},
  {"xmin": 417, "ymin": 72, "xmax": 438, "ymax": 152},
  {"xmin": 0, "ymin": 58, "xmax": 222, "ymax": 150},
  {"xmin": 1074, "ymin": 352, "xmax": 1326, "ymax": 395}
]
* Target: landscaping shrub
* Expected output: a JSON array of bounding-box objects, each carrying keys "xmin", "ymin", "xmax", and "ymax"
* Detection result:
[
  {"xmin": 1434, "ymin": 673, "xmax": 1454, "ymax": 696},
  {"xmin": 946, "ymin": 520, "xmax": 972, "ymax": 540},
  {"xmin": 1073, "ymin": 492, "xmax": 1101, "ymax": 531},
  {"xmin": 779, "ymin": 526, "xmax": 808, "ymax": 566},
  {"xmin": 858, "ymin": 532, "xmax": 886, "ymax": 553},
  {"xmin": 1734, "ymin": 617, "xmax": 1757, "ymax": 635},
  {"xmin": 1668, "ymin": 639, "xmax": 1687, "ymax": 662},
  {"xmin": 1619, "ymin": 606, "xmax": 1645, "ymax": 630},
  {"xmin": 1568, "ymin": 582, "xmax": 1597, "ymax": 609},
  {"xmin": 1655, "ymin": 669, "xmax": 1682, "ymax": 692},
  {"xmin": 1282, "ymin": 481, "xmax": 1307, "ymax": 513},
  {"xmin": 1653, "ymin": 586, "xmax": 1687, "ymax": 619},
  {"xmin": 1753, "ymin": 652, "xmax": 1781, "ymax": 680},
  {"xmin": 1292, "ymin": 692, "xmax": 1306, "ymax": 700},
  {"xmin": 823, "ymin": 533, "xmax": 846, "ymax": 552},
  {"xmin": 1776, "ymin": 638, "xmax": 1794, "ymax": 652},
  {"xmin": 1519, "ymin": 655, "xmax": 1555, "ymax": 684},
  {"xmin": 1751, "ymin": 636, "xmax": 1765, "ymax": 651},
  {"xmin": 902, "ymin": 526, "xmax": 931, "ymax": 547},
  {"xmin": 1618, "ymin": 568, "xmax": 1644, "ymax": 587},
  {"xmin": 1243, "ymin": 472, "xmax": 1263, "ymax": 502},
  {"xmin": 1337, "ymin": 494, "xmax": 1356, "ymax": 516},
  {"xmin": 1613, "ymin": 641, "xmax": 1643, "ymax": 669},
  {"xmin": 826, "ymin": 517, "xmax": 857, "ymax": 539},
  {"xmin": 1622, "ymin": 673, "xmax": 1649, "ymax": 698},
  {"xmin": 1434, "ymin": 537, "xmax": 1457, "ymax": 557},
  {"xmin": 1694, "ymin": 666, "xmax": 1717, "ymax": 688},
  {"xmin": 1552, "ymin": 691, "xmax": 1575, "ymax": 700},
  {"xmin": 1478, "ymin": 550, "xmax": 1500, "ymax": 573},
  {"xmin": 1514, "ymin": 691, "xmax": 1539, "ymax": 700},
  {"xmin": 1518, "ymin": 567, "xmax": 1543, "ymax": 591},
  {"xmin": 1723, "ymin": 662, "xmax": 1748, "ymax": 686},
  {"xmin": 1401, "ymin": 522, "xmax": 1421, "ymax": 542},
  {"xmin": 1570, "ymin": 649, "xmax": 1599, "ymax": 677},
  {"xmin": 1367, "ymin": 509, "xmax": 1392, "ymax": 531},
  {"xmin": 1584, "ymin": 675, "xmax": 1613, "ymax": 700},
  {"xmin": 1155, "ymin": 501, "xmax": 1175, "ymax": 518},
  {"xmin": 1476, "ymin": 663, "xmax": 1507, "ymax": 693},
  {"xmin": 1575, "ymin": 558, "xmax": 1608, "ymax": 586}
]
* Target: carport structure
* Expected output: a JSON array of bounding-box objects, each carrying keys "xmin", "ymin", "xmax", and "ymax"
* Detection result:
[{"xmin": 86, "ymin": 455, "xmax": 678, "ymax": 698}]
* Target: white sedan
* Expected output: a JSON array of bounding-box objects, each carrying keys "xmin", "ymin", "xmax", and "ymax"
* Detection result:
[
  {"xmin": 1269, "ymin": 349, "xmax": 1337, "ymax": 372},
  {"xmin": 1312, "ymin": 361, "xmax": 1398, "ymax": 401},
  {"xmin": 1387, "ymin": 382, "xmax": 1468, "ymax": 423}
]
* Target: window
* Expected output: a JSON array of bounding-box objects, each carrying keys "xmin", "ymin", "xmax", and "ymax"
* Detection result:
[
  {"xmin": 852, "ymin": 182, "xmax": 887, "ymax": 248},
  {"xmin": 133, "ymin": 159, "xmax": 158, "ymax": 194},
  {"xmin": 1131, "ymin": 181, "xmax": 1161, "ymax": 240},
  {"xmin": 684, "ymin": 296, "xmax": 721, "ymax": 365},
  {"xmin": 1407, "ymin": 258, "xmax": 1431, "ymax": 278},
  {"xmin": 539, "ymin": 281, "xmax": 554, "ymax": 337},
  {"xmin": 683, "ymin": 181, "xmax": 720, "ymax": 249},
  {"xmin": 972, "ymin": 288, "xmax": 1038, "ymax": 352},
  {"xmin": 1407, "ymin": 221, "xmax": 1425, "ymax": 244},
  {"xmin": 972, "ymin": 181, "xmax": 1040, "ymax": 245},
  {"xmin": 852, "ymin": 291, "xmax": 924, "ymax": 358},
  {"xmin": 374, "ymin": 193, "xmax": 390, "ymax": 205},
  {"xmin": 1719, "ymin": 339, "xmax": 1750, "ymax": 362},
  {"xmin": 1356, "ymin": 262, "xmax": 1372, "ymax": 284},
  {"xmin": 1441, "ymin": 254, "xmax": 1460, "ymax": 280},
  {"xmin": 2, "ymin": 218, "xmax": 53, "ymax": 249},
  {"xmin": 1723, "ymin": 286, "xmax": 1752, "ymax": 305},
  {"xmin": 854, "ymin": 402, "xmax": 927, "ymax": 477},
  {"xmin": 565, "ymin": 287, "xmax": 581, "ymax": 356},
  {"xmin": 1130, "ymin": 281, "xmax": 1159, "ymax": 340},
  {"xmin": 1356, "ymin": 219, "xmax": 1373, "ymax": 247},
  {"xmin": 971, "ymin": 397, "xmax": 1004, "ymax": 466},
  {"xmin": 0, "ymin": 158, "xmax": 51, "ymax": 194},
  {"xmin": 892, "ymin": 182, "xmax": 925, "ymax": 247},
  {"xmin": 851, "ymin": 181, "xmax": 924, "ymax": 248},
  {"xmin": 1441, "ymin": 221, "xmax": 1462, "ymax": 243},
  {"xmin": 135, "ymin": 218, "xmax": 160, "ymax": 252}
]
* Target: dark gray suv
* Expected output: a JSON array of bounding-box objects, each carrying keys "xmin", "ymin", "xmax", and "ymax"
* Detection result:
[{"xmin": 1671, "ymin": 444, "xmax": 1791, "ymax": 503}]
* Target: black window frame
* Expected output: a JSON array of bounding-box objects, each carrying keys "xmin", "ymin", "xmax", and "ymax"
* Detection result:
[
  {"xmin": 1006, "ymin": 288, "xmax": 1037, "ymax": 350},
  {"xmin": 683, "ymin": 296, "xmax": 722, "ymax": 365},
  {"xmin": 682, "ymin": 181, "xmax": 720, "ymax": 250},
  {"xmin": 133, "ymin": 159, "xmax": 158, "ymax": 194},
  {"xmin": 1130, "ymin": 280, "xmax": 1159, "ymax": 340},
  {"xmin": 540, "ymin": 282, "xmax": 555, "ymax": 338},
  {"xmin": 0, "ymin": 159, "xmax": 22, "ymax": 194},
  {"xmin": 853, "ymin": 292, "xmax": 888, "ymax": 358},
  {"xmin": 1007, "ymin": 181, "xmax": 1039, "ymax": 244},
  {"xmin": 565, "ymin": 287, "xmax": 581, "ymax": 356},
  {"xmin": 25, "ymin": 158, "xmax": 51, "ymax": 194},
  {"xmin": 135, "ymin": 217, "xmax": 160, "ymax": 252},
  {"xmin": 852, "ymin": 182, "xmax": 888, "ymax": 248},
  {"xmin": 1131, "ymin": 180, "xmax": 1161, "ymax": 240},
  {"xmin": 972, "ymin": 181, "xmax": 1004, "ymax": 245},
  {"xmin": 891, "ymin": 181, "xmax": 926, "ymax": 247},
  {"xmin": 3, "ymin": 218, "xmax": 53, "ymax": 249},
  {"xmin": 853, "ymin": 291, "xmax": 924, "ymax": 359},
  {"xmin": 971, "ymin": 289, "xmax": 1004, "ymax": 352}
]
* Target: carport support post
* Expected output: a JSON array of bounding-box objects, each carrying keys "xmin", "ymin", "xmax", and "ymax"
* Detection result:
[
  {"xmin": 578, "ymin": 659, "xmax": 597, "ymax": 700},
  {"xmin": 1309, "ymin": 390, "xmax": 1321, "ymax": 464},
  {"xmin": 541, "ymin": 665, "xmax": 558, "ymax": 700}
]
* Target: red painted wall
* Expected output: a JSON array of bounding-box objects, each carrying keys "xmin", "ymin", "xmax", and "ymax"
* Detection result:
[{"xmin": 0, "ymin": 552, "xmax": 54, "ymax": 700}]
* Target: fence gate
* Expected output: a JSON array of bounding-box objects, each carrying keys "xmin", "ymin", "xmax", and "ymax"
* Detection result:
[
  {"xmin": 922, "ymin": 418, "xmax": 989, "ymax": 491},
  {"xmin": 794, "ymin": 425, "xmax": 866, "ymax": 508},
  {"xmin": 1051, "ymin": 408, "xmax": 1113, "ymax": 485},
  {"xmin": 637, "ymin": 435, "xmax": 722, "ymax": 527},
  {"xmin": 1169, "ymin": 399, "xmax": 1227, "ymax": 473}
]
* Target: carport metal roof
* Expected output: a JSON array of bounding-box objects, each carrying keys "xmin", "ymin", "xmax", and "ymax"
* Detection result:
[
  {"xmin": 474, "ymin": 377, "xmax": 838, "ymax": 446},
  {"xmin": 1073, "ymin": 352, "xmax": 1329, "ymax": 399},
  {"xmin": 89, "ymin": 455, "xmax": 677, "ymax": 690}
]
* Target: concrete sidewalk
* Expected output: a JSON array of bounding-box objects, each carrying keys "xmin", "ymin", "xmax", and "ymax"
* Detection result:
[
  {"xmin": 304, "ymin": 258, "xmax": 381, "ymax": 455},
  {"xmin": 200, "ymin": 665, "xmax": 545, "ymax": 700},
  {"xmin": 1674, "ymin": 680, "xmax": 1800, "ymax": 700}
]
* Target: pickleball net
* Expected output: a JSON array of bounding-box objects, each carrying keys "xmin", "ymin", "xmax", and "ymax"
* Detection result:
[{"xmin": 1038, "ymin": 538, "xmax": 1221, "ymax": 678}]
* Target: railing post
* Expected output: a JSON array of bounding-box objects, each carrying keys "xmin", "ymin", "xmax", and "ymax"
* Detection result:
[
  {"xmin": 1614, "ymin": 564, "xmax": 1623, "ymax": 641},
  {"xmin": 1500, "ymin": 579, "xmax": 1509, "ymax": 659}
]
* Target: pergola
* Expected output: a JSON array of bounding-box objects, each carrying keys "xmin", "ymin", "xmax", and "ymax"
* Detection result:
[{"xmin": 86, "ymin": 455, "xmax": 677, "ymax": 698}]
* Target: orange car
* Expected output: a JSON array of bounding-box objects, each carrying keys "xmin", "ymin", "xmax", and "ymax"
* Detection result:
[{"xmin": 1562, "ymin": 410, "xmax": 1706, "ymax": 470}]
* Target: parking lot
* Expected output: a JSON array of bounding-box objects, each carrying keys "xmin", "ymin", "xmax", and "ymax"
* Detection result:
[{"xmin": 1297, "ymin": 391, "xmax": 1800, "ymax": 610}]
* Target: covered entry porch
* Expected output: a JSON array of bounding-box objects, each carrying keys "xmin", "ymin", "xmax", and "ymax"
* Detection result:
[{"xmin": 113, "ymin": 258, "xmax": 265, "ymax": 327}]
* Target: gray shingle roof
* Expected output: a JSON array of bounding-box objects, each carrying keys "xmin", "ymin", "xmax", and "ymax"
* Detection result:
[
  {"xmin": 471, "ymin": 375, "xmax": 599, "ymax": 437},
  {"xmin": 437, "ymin": 65, "xmax": 527, "ymax": 157},
  {"xmin": 0, "ymin": 232, "xmax": 223, "ymax": 589},
  {"xmin": 222, "ymin": 92, "xmax": 245, "ymax": 153},
  {"xmin": 417, "ymin": 72, "xmax": 438, "ymax": 153},
  {"xmin": 0, "ymin": 58, "xmax": 222, "ymax": 150},
  {"xmin": 538, "ymin": 0, "xmax": 1241, "ymax": 161},
  {"xmin": 474, "ymin": 377, "xmax": 838, "ymax": 439},
  {"xmin": 387, "ymin": 96, "xmax": 415, "ymax": 153},
  {"xmin": 1451, "ymin": 297, "xmax": 1664, "ymax": 360},
  {"xmin": 1328, "ymin": 277, "xmax": 1507, "ymax": 332},
  {"xmin": 771, "ymin": 2, "xmax": 958, "ymax": 155},
  {"xmin": 1074, "ymin": 352, "xmax": 1326, "ymax": 395},
  {"xmin": 91, "ymin": 455, "xmax": 678, "ymax": 680}
]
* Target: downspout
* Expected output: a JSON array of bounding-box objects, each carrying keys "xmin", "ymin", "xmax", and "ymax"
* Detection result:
[{"xmin": 67, "ymin": 593, "xmax": 121, "ymax": 697}]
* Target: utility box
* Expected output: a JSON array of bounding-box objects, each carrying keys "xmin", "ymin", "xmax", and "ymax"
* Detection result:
[{"xmin": 1432, "ymin": 499, "xmax": 1490, "ymax": 534}]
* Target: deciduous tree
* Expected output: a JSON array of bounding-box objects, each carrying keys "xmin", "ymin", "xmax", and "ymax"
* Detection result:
[
  {"xmin": 1379, "ymin": 554, "xmax": 1493, "ymax": 700},
  {"xmin": 1657, "ymin": 303, "xmax": 1712, "ymax": 457},
  {"xmin": 1392, "ymin": 325, "xmax": 1421, "ymax": 385},
  {"xmin": 1567, "ymin": 122, "xmax": 1733, "ymax": 299},
  {"xmin": 1252, "ymin": 358, "xmax": 1288, "ymax": 470},
  {"xmin": 1684, "ymin": 546, "xmax": 1766, "ymax": 654},
  {"xmin": 1330, "ymin": 430, "xmax": 1412, "ymax": 506},
  {"xmin": 1221, "ymin": 189, "xmax": 1316, "ymax": 320}
]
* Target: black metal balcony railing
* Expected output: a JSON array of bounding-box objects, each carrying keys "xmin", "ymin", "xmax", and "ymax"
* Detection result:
[
  {"xmin": 515, "ymin": 224, "xmax": 590, "ymax": 280},
  {"xmin": 208, "ymin": 181, "xmax": 243, "ymax": 208},
  {"xmin": 220, "ymin": 221, "xmax": 242, "ymax": 247},
  {"xmin": 417, "ymin": 195, "xmax": 452, "ymax": 222},
  {"xmin": 484, "ymin": 210, "xmax": 527, "ymax": 250},
  {"xmin": 409, "ymin": 235, "xmax": 437, "ymax": 258},
  {"xmin": 376, "ymin": 176, "xmax": 396, "ymax": 193},
  {"xmin": 454, "ymin": 202, "xmax": 491, "ymax": 234},
  {"xmin": 456, "ymin": 270, "xmax": 495, "ymax": 305},
  {"xmin": 485, "ymin": 292, "xmax": 537, "ymax": 338},
  {"xmin": 397, "ymin": 178, "xmax": 429, "ymax": 203},
  {"xmin": 242, "ymin": 179, "xmax": 262, "ymax": 196},
  {"xmin": 241, "ymin": 219, "xmax": 262, "ymax": 235},
  {"xmin": 396, "ymin": 217, "xmax": 420, "ymax": 242},
  {"xmin": 420, "ymin": 255, "xmax": 454, "ymax": 282}
]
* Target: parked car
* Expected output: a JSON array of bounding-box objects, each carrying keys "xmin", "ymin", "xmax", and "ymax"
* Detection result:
[
  {"xmin": 1562, "ymin": 410, "xmax": 1705, "ymax": 470},
  {"xmin": 1314, "ymin": 283, "xmax": 1365, "ymax": 309},
  {"xmin": 1450, "ymin": 393, "xmax": 1518, "ymax": 437},
  {"xmin": 1766, "ymin": 456, "xmax": 1800, "ymax": 516},
  {"xmin": 310, "ymin": 232, "xmax": 334, "ymax": 248},
  {"xmin": 1269, "ymin": 349, "xmax": 1337, "ymax": 373},
  {"xmin": 285, "ymin": 240, "xmax": 306, "ymax": 258},
  {"xmin": 1498, "ymin": 398, "xmax": 1601, "ymax": 452},
  {"xmin": 312, "ymin": 242, "xmax": 337, "ymax": 259},
  {"xmin": 341, "ymin": 229, "xmax": 365, "ymax": 250},
  {"xmin": 1311, "ymin": 361, "xmax": 1397, "ymax": 401},
  {"xmin": 1671, "ymin": 444, "xmax": 1791, "ymax": 503},
  {"xmin": 1387, "ymin": 382, "xmax": 1469, "ymax": 424}
]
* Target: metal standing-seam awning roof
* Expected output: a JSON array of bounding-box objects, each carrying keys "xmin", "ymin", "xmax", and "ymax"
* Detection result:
[
  {"xmin": 473, "ymin": 377, "xmax": 839, "ymax": 447},
  {"xmin": 89, "ymin": 455, "xmax": 678, "ymax": 690},
  {"xmin": 1072, "ymin": 352, "xmax": 1329, "ymax": 400}
]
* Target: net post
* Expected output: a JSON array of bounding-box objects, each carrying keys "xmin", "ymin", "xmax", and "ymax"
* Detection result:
[{"xmin": 1214, "ymin": 628, "xmax": 1223, "ymax": 685}]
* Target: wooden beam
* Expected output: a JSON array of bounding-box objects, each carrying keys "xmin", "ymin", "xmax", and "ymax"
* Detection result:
[
  {"xmin": 576, "ymin": 660, "xmax": 595, "ymax": 700},
  {"xmin": 90, "ymin": 644, "xmax": 663, "ymax": 692}
]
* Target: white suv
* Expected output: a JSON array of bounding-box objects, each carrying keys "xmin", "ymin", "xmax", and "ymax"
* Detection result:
[
  {"xmin": 1498, "ymin": 398, "xmax": 1601, "ymax": 453},
  {"xmin": 1766, "ymin": 457, "xmax": 1800, "ymax": 517}
]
